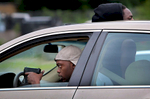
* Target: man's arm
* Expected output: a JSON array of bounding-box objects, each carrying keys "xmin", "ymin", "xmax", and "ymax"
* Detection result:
[{"xmin": 25, "ymin": 70, "xmax": 45, "ymax": 84}]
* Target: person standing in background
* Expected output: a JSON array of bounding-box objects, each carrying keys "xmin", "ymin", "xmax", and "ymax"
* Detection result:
[{"xmin": 92, "ymin": 3, "xmax": 134, "ymax": 22}]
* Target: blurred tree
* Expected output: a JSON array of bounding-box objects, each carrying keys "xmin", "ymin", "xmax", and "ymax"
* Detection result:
[
  {"xmin": 78, "ymin": 0, "xmax": 91, "ymax": 10},
  {"xmin": 136, "ymin": 0, "xmax": 150, "ymax": 20},
  {"xmin": 110, "ymin": 0, "xmax": 146, "ymax": 7},
  {"xmin": 14, "ymin": 0, "xmax": 82, "ymax": 11},
  {"xmin": 89, "ymin": 0, "xmax": 111, "ymax": 8},
  {"xmin": 0, "ymin": 0, "xmax": 147, "ymax": 11}
]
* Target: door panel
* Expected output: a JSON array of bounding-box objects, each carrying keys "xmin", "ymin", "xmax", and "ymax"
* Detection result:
[
  {"xmin": 0, "ymin": 87, "xmax": 77, "ymax": 99},
  {"xmin": 74, "ymin": 86, "xmax": 150, "ymax": 99}
]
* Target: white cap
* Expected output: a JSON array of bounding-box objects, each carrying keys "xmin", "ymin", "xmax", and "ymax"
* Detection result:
[{"xmin": 55, "ymin": 45, "xmax": 82, "ymax": 65}]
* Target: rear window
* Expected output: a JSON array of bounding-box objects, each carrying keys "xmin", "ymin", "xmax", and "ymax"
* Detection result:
[{"xmin": 91, "ymin": 33, "xmax": 150, "ymax": 86}]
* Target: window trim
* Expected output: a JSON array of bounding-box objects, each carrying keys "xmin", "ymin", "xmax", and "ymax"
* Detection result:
[
  {"xmin": 69, "ymin": 32, "xmax": 102, "ymax": 86},
  {"xmin": 103, "ymin": 30, "xmax": 150, "ymax": 33},
  {"xmin": 79, "ymin": 31, "xmax": 108, "ymax": 86},
  {"xmin": 0, "ymin": 32, "xmax": 91, "ymax": 62}
]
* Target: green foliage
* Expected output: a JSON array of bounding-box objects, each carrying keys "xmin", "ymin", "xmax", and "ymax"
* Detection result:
[
  {"xmin": 42, "ymin": 8, "xmax": 94, "ymax": 23},
  {"xmin": 2, "ymin": 0, "xmax": 146, "ymax": 11},
  {"xmin": 109, "ymin": 0, "xmax": 146, "ymax": 7},
  {"xmin": 135, "ymin": 0, "xmax": 150, "ymax": 20},
  {"xmin": 0, "ymin": 39, "xmax": 3, "ymax": 45},
  {"xmin": 13, "ymin": 23, "xmax": 21, "ymax": 33},
  {"xmin": 0, "ymin": 58, "xmax": 56, "ymax": 73}
]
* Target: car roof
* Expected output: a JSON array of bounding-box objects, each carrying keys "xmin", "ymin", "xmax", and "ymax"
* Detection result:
[{"xmin": 1, "ymin": 21, "xmax": 150, "ymax": 53}]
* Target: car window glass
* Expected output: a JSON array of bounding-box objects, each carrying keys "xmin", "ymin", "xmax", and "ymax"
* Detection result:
[
  {"xmin": 0, "ymin": 44, "xmax": 56, "ymax": 74},
  {"xmin": 0, "ymin": 37, "xmax": 88, "ymax": 88},
  {"xmin": 91, "ymin": 33, "xmax": 150, "ymax": 86}
]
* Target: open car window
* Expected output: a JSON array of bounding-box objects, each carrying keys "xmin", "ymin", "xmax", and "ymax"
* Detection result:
[{"xmin": 0, "ymin": 35, "xmax": 89, "ymax": 88}]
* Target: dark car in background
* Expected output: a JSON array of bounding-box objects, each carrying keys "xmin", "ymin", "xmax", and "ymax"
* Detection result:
[
  {"xmin": 0, "ymin": 21, "xmax": 150, "ymax": 99},
  {"xmin": 3, "ymin": 13, "xmax": 62, "ymax": 35}
]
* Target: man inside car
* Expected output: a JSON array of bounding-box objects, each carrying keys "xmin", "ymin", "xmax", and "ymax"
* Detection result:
[{"xmin": 25, "ymin": 45, "xmax": 82, "ymax": 84}]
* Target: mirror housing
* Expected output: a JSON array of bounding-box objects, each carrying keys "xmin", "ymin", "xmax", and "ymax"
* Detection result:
[{"xmin": 44, "ymin": 44, "xmax": 65, "ymax": 53}]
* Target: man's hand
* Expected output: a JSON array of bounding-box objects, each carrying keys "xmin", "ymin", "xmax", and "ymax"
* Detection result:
[{"xmin": 25, "ymin": 70, "xmax": 45, "ymax": 84}]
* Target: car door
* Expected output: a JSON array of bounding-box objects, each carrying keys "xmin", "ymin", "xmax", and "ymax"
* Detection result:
[
  {"xmin": 0, "ymin": 30, "xmax": 101, "ymax": 99},
  {"xmin": 74, "ymin": 30, "xmax": 150, "ymax": 99}
]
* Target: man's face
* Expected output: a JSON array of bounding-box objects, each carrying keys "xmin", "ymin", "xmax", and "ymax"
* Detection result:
[
  {"xmin": 56, "ymin": 60, "xmax": 75, "ymax": 82},
  {"xmin": 123, "ymin": 8, "xmax": 134, "ymax": 20}
]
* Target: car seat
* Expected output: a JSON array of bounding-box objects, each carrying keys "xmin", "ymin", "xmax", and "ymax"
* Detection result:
[
  {"xmin": 125, "ymin": 60, "xmax": 150, "ymax": 85},
  {"xmin": 120, "ymin": 39, "xmax": 136, "ymax": 78},
  {"xmin": 98, "ymin": 38, "xmax": 136, "ymax": 85},
  {"xmin": 102, "ymin": 38, "xmax": 124, "ymax": 77}
]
